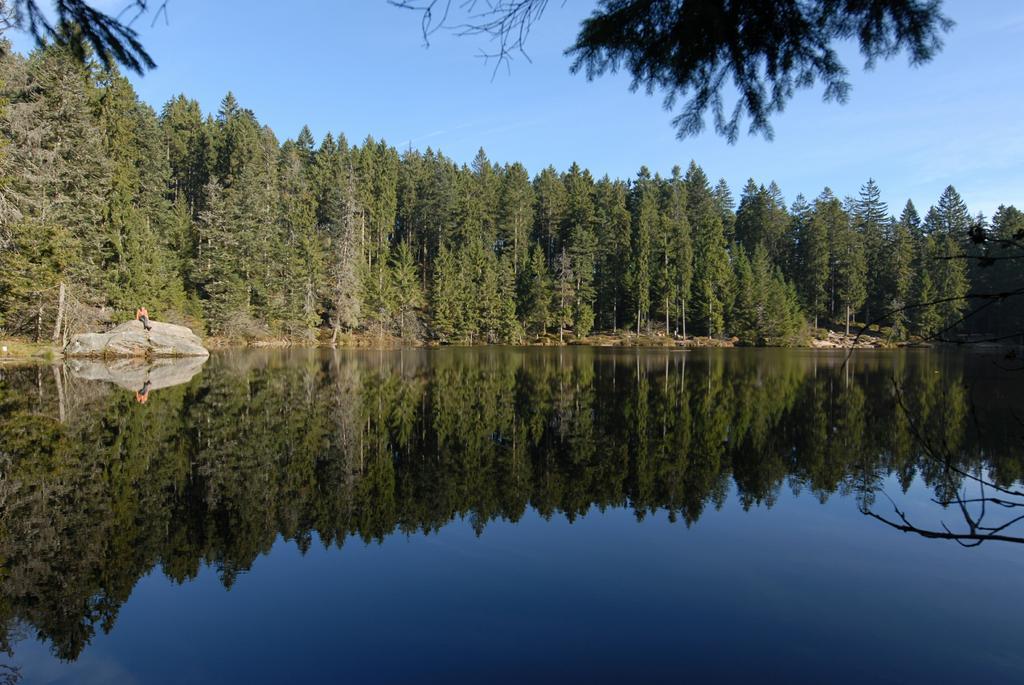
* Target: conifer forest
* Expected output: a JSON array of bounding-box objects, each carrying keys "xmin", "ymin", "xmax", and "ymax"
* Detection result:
[{"xmin": 2, "ymin": 40, "xmax": 1022, "ymax": 347}]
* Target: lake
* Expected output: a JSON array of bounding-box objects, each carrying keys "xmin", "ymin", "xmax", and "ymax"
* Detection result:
[{"xmin": 1, "ymin": 347, "xmax": 1023, "ymax": 683}]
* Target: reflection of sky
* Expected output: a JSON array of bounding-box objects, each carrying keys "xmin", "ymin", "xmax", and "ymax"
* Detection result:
[
  {"xmin": 6, "ymin": 1, "xmax": 1022, "ymax": 217},
  {"xmin": 13, "ymin": 475, "xmax": 1024, "ymax": 684}
]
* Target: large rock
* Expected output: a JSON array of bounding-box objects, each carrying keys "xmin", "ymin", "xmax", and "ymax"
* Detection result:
[
  {"xmin": 67, "ymin": 356, "xmax": 207, "ymax": 391},
  {"xmin": 65, "ymin": 320, "xmax": 209, "ymax": 358}
]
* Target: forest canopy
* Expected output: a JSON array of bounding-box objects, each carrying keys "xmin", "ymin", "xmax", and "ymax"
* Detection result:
[{"xmin": 1, "ymin": 39, "xmax": 1022, "ymax": 346}]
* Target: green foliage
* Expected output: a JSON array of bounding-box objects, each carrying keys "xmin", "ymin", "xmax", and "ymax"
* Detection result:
[
  {"xmin": 431, "ymin": 244, "xmax": 468, "ymax": 342},
  {"xmin": 629, "ymin": 167, "xmax": 657, "ymax": 332},
  {"xmin": 687, "ymin": 163, "xmax": 731, "ymax": 336},
  {"xmin": 0, "ymin": 346, "xmax": 1015, "ymax": 661},
  {"xmin": 856, "ymin": 178, "xmax": 889, "ymax": 323},
  {"xmin": 0, "ymin": 40, "xmax": 1010, "ymax": 346},
  {"xmin": 389, "ymin": 242, "xmax": 424, "ymax": 339},
  {"xmin": 518, "ymin": 244, "xmax": 552, "ymax": 337},
  {"xmin": 566, "ymin": 0, "xmax": 952, "ymax": 141},
  {"xmin": 732, "ymin": 243, "xmax": 804, "ymax": 345},
  {"xmin": 792, "ymin": 194, "xmax": 827, "ymax": 327}
]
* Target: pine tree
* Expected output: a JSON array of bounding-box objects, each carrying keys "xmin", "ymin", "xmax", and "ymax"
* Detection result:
[
  {"xmin": 2, "ymin": 37, "xmax": 1017, "ymax": 348},
  {"xmin": 594, "ymin": 178, "xmax": 632, "ymax": 331},
  {"xmin": 193, "ymin": 181, "xmax": 250, "ymax": 334},
  {"xmin": 658, "ymin": 166, "xmax": 693, "ymax": 336},
  {"xmin": 554, "ymin": 247, "xmax": 576, "ymax": 343},
  {"xmin": 470, "ymin": 239, "xmax": 502, "ymax": 343},
  {"xmin": 276, "ymin": 139, "xmax": 322, "ymax": 333},
  {"xmin": 160, "ymin": 94, "xmax": 209, "ymax": 217},
  {"xmin": 389, "ymin": 242, "xmax": 424, "ymax": 339},
  {"xmin": 563, "ymin": 163, "xmax": 598, "ymax": 338},
  {"xmin": 731, "ymin": 246, "xmax": 757, "ymax": 343},
  {"xmin": 3, "ymin": 40, "xmax": 110, "ymax": 333},
  {"xmin": 518, "ymin": 243, "xmax": 551, "ymax": 337},
  {"xmin": 97, "ymin": 69, "xmax": 186, "ymax": 319},
  {"xmin": 629, "ymin": 167, "xmax": 657, "ymax": 333},
  {"xmin": 687, "ymin": 163, "xmax": 731, "ymax": 336},
  {"xmin": 855, "ymin": 178, "xmax": 889, "ymax": 324},
  {"xmin": 497, "ymin": 162, "xmax": 534, "ymax": 274},
  {"xmin": 794, "ymin": 193, "xmax": 828, "ymax": 328},
  {"xmin": 925, "ymin": 191, "xmax": 971, "ymax": 332},
  {"xmin": 533, "ymin": 165, "xmax": 566, "ymax": 266},
  {"xmin": 314, "ymin": 133, "xmax": 363, "ymax": 341},
  {"xmin": 981, "ymin": 205, "xmax": 1024, "ymax": 335},
  {"xmin": 470, "ymin": 147, "xmax": 499, "ymax": 248},
  {"xmin": 912, "ymin": 236, "xmax": 942, "ymax": 338},
  {"xmin": 432, "ymin": 244, "xmax": 467, "ymax": 342},
  {"xmin": 826, "ymin": 192, "xmax": 866, "ymax": 334},
  {"xmin": 735, "ymin": 179, "xmax": 789, "ymax": 267},
  {"xmin": 495, "ymin": 253, "xmax": 521, "ymax": 342},
  {"xmin": 712, "ymin": 178, "xmax": 736, "ymax": 242},
  {"xmin": 886, "ymin": 209, "xmax": 916, "ymax": 338}
]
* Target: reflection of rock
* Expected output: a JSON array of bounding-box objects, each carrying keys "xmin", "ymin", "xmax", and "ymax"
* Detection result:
[
  {"xmin": 65, "ymin": 320, "xmax": 209, "ymax": 358},
  {"xmin": 67, "ymin": 356, "xmax": 207, "ymax": 391}
]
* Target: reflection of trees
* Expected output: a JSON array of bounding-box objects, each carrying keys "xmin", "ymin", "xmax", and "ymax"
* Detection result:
[
  {"xmin": 859, "ymin": 377, "xmax": 1024, "ymax": 546},
  {"xmin": 0, "ymin": 349, "xmax": 1022, "ymax": 660}
]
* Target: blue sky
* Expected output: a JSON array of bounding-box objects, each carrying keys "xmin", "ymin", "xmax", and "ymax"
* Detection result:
[{"xmin": 9, "ymin": 0, "xmax": 1024, "ymax": 217}]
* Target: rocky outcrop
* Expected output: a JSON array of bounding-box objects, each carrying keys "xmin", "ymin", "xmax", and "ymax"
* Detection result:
[
  {"xmin": 67, "ymin": 356, "xmax": 208, "ymax": 391},
  {"xmin": 808, "ymin": 330, "xmax": 887, "ymax": 349},
  {"xmin": 64, "ymin": 320, "xmax": 209, "ymax": 358}
]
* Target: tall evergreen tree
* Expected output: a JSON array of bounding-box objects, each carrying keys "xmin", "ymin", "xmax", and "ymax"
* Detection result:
[
  {"xmin": 562, "ymin": 163, "xmax": 597, "ymax": 337},
  {"xmin": 832, "ymin": 195, "xmax": 867, "ymax": 335},
  {"xmin": 855, "ymin": 178, "xmax": 889, "ymax": 324},
  {"xmin": 658, "ymin": 166, "xmax": 693, "ymax": 336},
  {"xmin": 712, "ymin": 178, "xmax": 736, "ymax": 242},
  {"xmin": 793, "ymin": 193, "xmax": 829, "ymax": 328},
  {"xmin": 629, "ymin": 167, "xmax": 657, "ymax": 333},
  {"xmin": 594, "ymin": 177, "xmax": 631, "ymax": 331},
  {"xmin": 518, "ymin": 243, "xmax": 552, "ymax": 337},
  {"xmin": 497, "ymin": 162, "xmax": 534, "ymax": 274},
  {"xmin": 533, "ymin": 165, "xmax": 566, "ymax": 267},
  {"xmin": 686, "ymin": 163, "xmax": 731, "ymax": 336}
]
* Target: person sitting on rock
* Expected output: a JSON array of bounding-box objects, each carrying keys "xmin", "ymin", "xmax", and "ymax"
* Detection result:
[
  {"xmin": 135, "ymin": 306, "xmax": 153, "ymax": 332},
  {"xmin": 135, "ymin": 380, "xmax": 152, "ymax": 404}
]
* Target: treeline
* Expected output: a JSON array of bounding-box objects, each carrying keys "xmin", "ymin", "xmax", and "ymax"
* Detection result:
[
  {"xmin": 2, "ymin": 348, "xmax": 1022, "ymax": 659},
  {"xmin": 2, "ymin": 40, "xmax": 1023, "ymax": 344}
]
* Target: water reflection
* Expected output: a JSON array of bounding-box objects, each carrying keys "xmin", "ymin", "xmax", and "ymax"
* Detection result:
[{"xmin": 0, "ymin": 348, "xmax": 1021, "ymax": 663}]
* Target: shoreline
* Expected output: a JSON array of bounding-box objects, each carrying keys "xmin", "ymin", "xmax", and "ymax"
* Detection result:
[{"xmin": 0, "ymin": 329, "xmax": 944, "ymax": 365}]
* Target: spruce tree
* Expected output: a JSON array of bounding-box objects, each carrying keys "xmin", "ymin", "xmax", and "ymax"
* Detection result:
[
  {"xmin": 553, "ymin": 247, "xmax": 576, "ymax": 343},
  {"xmin": 497, "ymin": 162, "xmax": 534, "ymax": 274},
  {"xmin": 731, "ymin": 247, "xmax": 757, "ymax": 343},
  {"xmin": 925, "ymin": 191, "xmax": 971, "ymax": 332},
  {"xmin": 389, "ymin": 242, "xmax": 424, "ymax": 339},
  {"xmin": 659, "ymin": 166, "xmax": 693, "ymax": 336},
  {"xmin": 826, "ymin": 192, "xmax": 866, "ymax": 334},
  {"xmin": 193, "ymin": 181, "xmax": 249, "ymax": 334},
  {"xmin": 912, "ymin": 236, "xmax": 942, "ymax": 338},
  {"xmin": 518, "ymin": 243, "xmax": 552, "ymax": 337},
  {"xmin": 855, "ymin": 178, "xmax": 889, "ymax": 324},
  {"xmin": 687, "ymin": 163, "xmax": 731, "ymax": 336},
  {"xmin": 594, "ymin": 178, "xmax": 631, "ymax": 331},
  {"xmin": 562, "ymin": 163, "xmax": 597, "ymax": 337},
  {"xmin": 432, "ymin": 244, "xmax": 467, "ymax": 342},
  {"xmin": 160, "ymin": 94, "xmax": 209, "ymax": 216},
  {"xmin": 712, "ymin": 178, "xmax": 736, "ymax": 242},
  {"xmin": 629, "ymin": 167, "xmax": 657, "ymax": 334},
  {"xmin": 495, "ymin": 253, "xmax": 521, "ymax": 342},
  {"xmin": 533, "ymin": 165, "xmax": 566, "ymax": 266},
  {"xmin": 886, "ymin": 210, "xmax": 916, "ymax": 338}
]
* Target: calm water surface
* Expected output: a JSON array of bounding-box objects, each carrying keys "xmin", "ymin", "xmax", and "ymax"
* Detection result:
[{"xmin": 1, "ymin": 348, "xmax": 1023, "ymax": 683}]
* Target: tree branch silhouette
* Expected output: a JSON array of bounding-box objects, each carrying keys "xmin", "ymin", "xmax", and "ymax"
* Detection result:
[
  {"xmin": 3, "ymin": 0, "xmax": 164, "ymax": 73},
  {"xmin": 859, "ymin": 379, "xmax": 1024, "ymax": 546}
]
